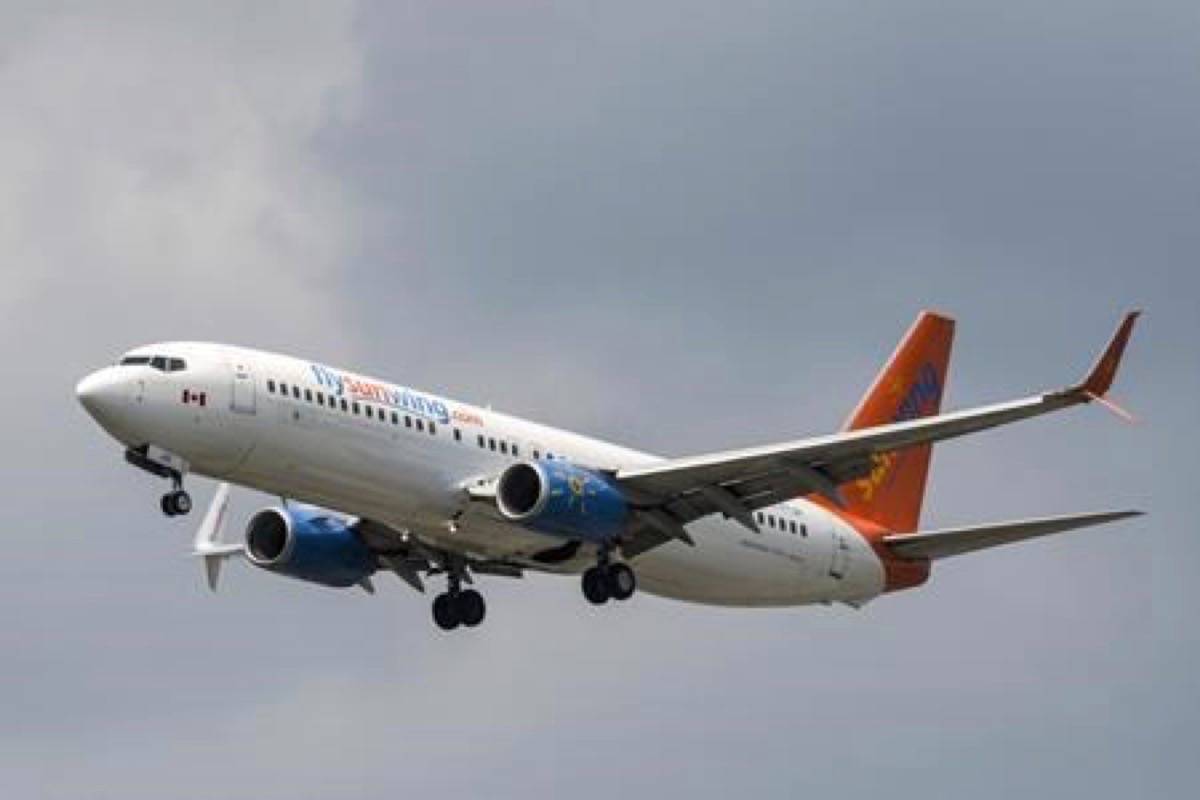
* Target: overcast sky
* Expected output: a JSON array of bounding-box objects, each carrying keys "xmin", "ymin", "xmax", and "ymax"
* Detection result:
[{"xmin": 1, "ymin": 2, "xmax": 1196, "ymax": 797}]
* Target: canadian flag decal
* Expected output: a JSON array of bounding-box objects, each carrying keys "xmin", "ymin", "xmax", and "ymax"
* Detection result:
[{"xmin": 182, "ymin": 389, "xmax": 207, "ymax": 407}]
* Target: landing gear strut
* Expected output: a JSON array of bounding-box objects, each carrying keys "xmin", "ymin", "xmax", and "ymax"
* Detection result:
[
  {"xmin": 431, "ymin": 571, "xmax": 486, "ymax": 631},
  {"xmin": 581, "ymin": 547, "xmax": 637, "ymax": 605}
]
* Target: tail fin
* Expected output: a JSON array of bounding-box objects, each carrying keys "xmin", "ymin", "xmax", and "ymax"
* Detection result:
[{"xmin": 840, "ymin": 311, "xmax": 955, "ymax": 533}]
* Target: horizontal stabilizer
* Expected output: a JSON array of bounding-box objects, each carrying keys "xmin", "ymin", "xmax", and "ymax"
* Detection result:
[{"xmin": 883, "ymin": 510, "xmax": 1143, "ymax": 560}]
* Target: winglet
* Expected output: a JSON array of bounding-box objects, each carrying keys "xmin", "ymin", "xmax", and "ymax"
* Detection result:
[{"xmin": 1080, "ymin": 311, "xmax": 1141, "ymax": 398}]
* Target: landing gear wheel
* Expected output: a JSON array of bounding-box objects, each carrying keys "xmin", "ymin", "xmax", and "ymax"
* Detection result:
[
  {"xmin": 160, "ymin": 490, "xmax": 192, "ymax": 517},
  {"xmin": 171, "ymin": 490, "xmax": 192, "ymax": 516},
  {"xmin": 606, "ymin": 563, "xmax": 636, "ymax": 601},
  {"xmin": 456, "ymin": 589, "xmax": 486, "ymax": 627},
  {"xmin": 432, "ymin": 593, "xmax": 460, "ymax": 631},
  {"xmin": 582, "ymin": 567, "xmax": 611, "ymax": 605}
]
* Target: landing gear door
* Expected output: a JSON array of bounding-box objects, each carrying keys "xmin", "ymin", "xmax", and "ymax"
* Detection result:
[{"xmin": 230, "ymin": 362, "xmax": 256, "ymax": 415}]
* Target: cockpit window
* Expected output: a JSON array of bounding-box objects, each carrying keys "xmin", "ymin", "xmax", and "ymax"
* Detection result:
[{"xmin": 119, "ymin": 354, "xmax": 187, "ymax": 372}]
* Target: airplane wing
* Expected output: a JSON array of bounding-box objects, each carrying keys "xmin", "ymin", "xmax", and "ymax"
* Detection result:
[
  {"xmin": 881, "ymin": 510, "xmax": 1143, "ymax": 560},
  {"xmin": 615, "ymin": 312, "xmax": 1140, "ymax": 556}
]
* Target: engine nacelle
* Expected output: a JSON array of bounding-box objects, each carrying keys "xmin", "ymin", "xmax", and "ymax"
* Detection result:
[
  {"xmin": 495, "ymin": 460, "xmax": 628, "ymax": 543},
  {"xmin": 244, "ymin": 506, "xmax": 376, "ymax": 589}
]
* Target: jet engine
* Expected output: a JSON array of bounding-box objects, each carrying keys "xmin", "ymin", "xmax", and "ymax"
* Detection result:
[
  {"xmin": 495, "ymin": 460, "xmax": 628, "ymax": 543},
  {"xmin": 244, "ymin": 506, "xmax": 376, "ymax": 588}
]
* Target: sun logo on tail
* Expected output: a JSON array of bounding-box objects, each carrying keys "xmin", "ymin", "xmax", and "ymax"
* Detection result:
[{"xmin": 853, "ymin": 362, "xmax": 943, "ymax": 503}]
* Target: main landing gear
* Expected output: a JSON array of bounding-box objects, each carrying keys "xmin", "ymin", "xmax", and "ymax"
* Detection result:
[
  {"xmin": 431, "ymin": 571, "xmax": 487, "ymax": 632},
  {"xmin": 581, "ymin": 550, "xmax": 637, "ymax": 606}
]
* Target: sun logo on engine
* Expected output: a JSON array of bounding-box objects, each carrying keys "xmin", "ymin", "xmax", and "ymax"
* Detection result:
[{"xmin": 567, "ymin": 474, "xmax": 588, "ymax": 513}]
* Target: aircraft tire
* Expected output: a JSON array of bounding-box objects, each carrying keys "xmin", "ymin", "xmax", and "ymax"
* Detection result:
[
  {"xmin": 171, "ymin": 491, "xmax": 193, "ymax": 516},
  {"xmin": 606, "ymin": 563, "xmax": 636, "ymax": 601},
  {"xmin": 457, "ymin": 590, "xmax": 486, "ymax": 627},
  {"xmin": 432, "ymin": 592, "xmax": 460, "ymax": 631},
  {"xmin": 582, "ymin": 567, "xmax": 610, "ymax": 605}
]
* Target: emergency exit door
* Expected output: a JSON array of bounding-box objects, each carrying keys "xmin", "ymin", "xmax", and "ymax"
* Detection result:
[{"xmin": 230, "ymin": 362, "xmax": 256, "ymax": 414}]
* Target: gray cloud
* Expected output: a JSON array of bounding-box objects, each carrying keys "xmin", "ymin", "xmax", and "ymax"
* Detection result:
[{"xmin": 1, "ymin": 2, "xmax": 1194, "ymax": 798}]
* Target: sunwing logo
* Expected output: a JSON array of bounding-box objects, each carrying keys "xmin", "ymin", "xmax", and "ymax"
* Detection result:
[
  {"xmin": 855, "ymin": 362, "xmax": 942, "ymax": 501},
  {"xmin": 310, "ymin": 364, "xmax": 451, "ymax": 424}
]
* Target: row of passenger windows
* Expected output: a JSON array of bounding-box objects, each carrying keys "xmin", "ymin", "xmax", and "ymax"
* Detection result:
[
  {"xmin": 266, "ymin": 378, "xmax": 443, "ymax": 435},
  {"xmin": 120, "ymin": 355, "xmax": 187, "ymax": 372},
  {"xmin": 756, "ymin": 511, "xmax": 807, "ymax": 537},
  {"xmin": 467, "ymin": 433, "xmax": 557, "ymax": 461},
  {"xmin": 265, "ymin": 378, "xmax": 554, "ymax": 460}
]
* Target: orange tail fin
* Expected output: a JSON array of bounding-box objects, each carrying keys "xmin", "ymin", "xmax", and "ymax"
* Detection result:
[{"xmin": 840, "ymin": 311, "xmax": 955, "ymax": 533}]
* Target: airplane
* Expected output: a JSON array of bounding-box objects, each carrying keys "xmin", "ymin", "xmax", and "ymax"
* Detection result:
[{"xmin": 75, "ymin": 310, "xmax": 1143, "ymax": 631}]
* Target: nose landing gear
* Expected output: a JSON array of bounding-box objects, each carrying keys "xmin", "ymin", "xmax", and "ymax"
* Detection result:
[
  {"xmin": 160, "ymin": 486, "xmax": 193, "ymax": 517},
  {"xmin": 125, "ymin": 446, "xmax": 193, "ymax": 518}
]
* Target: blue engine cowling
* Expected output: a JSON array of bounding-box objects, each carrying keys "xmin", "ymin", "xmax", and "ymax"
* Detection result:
[
  {"xmin": 244, "ymin": 506, "xmax": 376, "ymax": 588},
  {"xmin": 495, "ymin": 460, "xmax": 628, "ymax": 543}
]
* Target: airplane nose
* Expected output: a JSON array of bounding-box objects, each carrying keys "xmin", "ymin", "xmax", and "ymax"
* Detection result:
[{"xmin": 76, "ymin": 368, "xmax": 129, "ymax": 419}]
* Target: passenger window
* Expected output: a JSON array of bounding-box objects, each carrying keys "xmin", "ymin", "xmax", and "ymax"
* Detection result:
[
  {"xmin": 488, "ymin": 437, "xmax": 497, "ymax": 451},
  {"xmin": 478, "ymin": 434, "xmax": 486, "ymax": 448},
  {"xmin": 800, "ymin": 524, "xmax": 808, "ymax": 537},
  {"xmin": 391, "ymin": 412, "xmax": 399, "ymax": 425},
  {"xmin": 169, "ymin": 358, "xmax": 186, "ymax": 372},
  {"xmin": 352, "ymin": 402, "xmax": 360, "ymax": 415},
  {"xmin": 405, "ymin": 416, "xmax": 412, "ymax": 428},
  {"xmin": 756, "ymin": 512, "xmax": 764, "ymax": 524},
  {"xmin": 267, "ymin": 380, "xmax": 276, "ymax": 394},
  {"xmin": 429, "ymin": 422, "xmax": 437, "ymax": 435},
  {"xmin": 305, "ymin": 389, "xmax": 313, "ymax": 403},
  {"xmin": 416, "ymin": 419, "xmax": 424, "ymax": 432},
  {"xmin": 789, "ymin": 521, "xmax": 797, "ymax": 535},
  {"xmin": 546, "ymin": 452, "xmax": 554, "ymax": 460},
  {"xmin": 767, "ymin": 515, "xmax": 776, "ymax": 528},
  {"xmin": 317, "ymin": 393, "xmax": 325, "ymax": 406},
  {"xmin": 499, "ymin": 441, "xmax": 508, "ymax": 455},
  {"xmin": 340, "ymin": 398, "xmax": 348, "ymax": 412},
  {"xmin": 512, "ymin": 444, "xmax": 519, "ymax": 457},
  {"xmin": 292, "ymin": 386, "xmax": 300, "ymax": 399},
  {"xmin": 533, "ymin": 450, "xmax": 540, "ymax": 460},
  {"xmin": 280, "ymin": 383, "xmax": 289, "ymax": 396},
  {"xmin": 365, "ymin": 406, "xmax": 373, "ymax": 419},
  {"xmin": 454, "ymin": 428, "xmax": 462, "ymax": 442}
]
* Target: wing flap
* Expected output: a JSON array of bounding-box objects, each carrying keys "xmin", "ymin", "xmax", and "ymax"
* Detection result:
[{"xmin": 883, "ymin": 510, "xmax": 1143, "ymax": 560}]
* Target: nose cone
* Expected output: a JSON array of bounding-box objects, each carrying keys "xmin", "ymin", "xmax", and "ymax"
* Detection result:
[{"xmin": 76, "ymin": 368, "xmax": 130, "ymax": 422}]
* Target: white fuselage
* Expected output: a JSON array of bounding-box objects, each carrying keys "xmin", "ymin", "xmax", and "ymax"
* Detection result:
[{"xmin": 78, "ymin": 342, "xmax": 886, "ymax": 607}]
